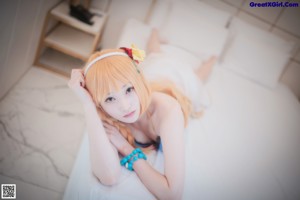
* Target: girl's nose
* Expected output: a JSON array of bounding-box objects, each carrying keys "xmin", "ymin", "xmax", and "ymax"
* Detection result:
[{"xmin": 119, "ymin": 98, "xmax": 131, "ymax": 112}]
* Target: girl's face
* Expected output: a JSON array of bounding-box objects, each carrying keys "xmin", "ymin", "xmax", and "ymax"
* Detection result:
[{"xmin": 100, "ymin": 81, "xmax": 140, "ymax": 123}]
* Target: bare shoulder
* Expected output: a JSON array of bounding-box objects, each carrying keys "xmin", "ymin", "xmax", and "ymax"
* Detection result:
[
  {"xmin": 151, "ymin": 92, "xmax": 181, "ymax": 113},
  {"xmin": 151, "ymin": 92, "xmax": 183, "ymax": 128}
]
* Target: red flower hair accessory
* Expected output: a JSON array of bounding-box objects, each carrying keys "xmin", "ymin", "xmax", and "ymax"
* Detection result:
[{"xmin": 120, "ymin": 44, "xmax": 145, "ymax": 64}]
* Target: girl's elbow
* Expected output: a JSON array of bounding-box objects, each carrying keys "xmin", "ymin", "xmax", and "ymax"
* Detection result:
[
  {"xmin": 168, "ymin": 187, "xmax": 183, "ymax": 200},
  {"xmin": 169, "ymin": 192, "xmax": 183, "ymax": 200},
  {"xmin": 99, "ymin": 175, "xmax": 119, "ymax": 186},
  {"xmin": 160, "ymin": 189, "xmax": 183, "ymax": 200},
  {"xmin": 93, "ymin": 167, "xmax": 121, "ymax": 186}
]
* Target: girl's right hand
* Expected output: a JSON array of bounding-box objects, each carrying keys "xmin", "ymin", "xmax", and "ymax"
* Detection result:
[{"xmin": 68, "ymin": 69, "xmax": 94, "ymax": 105}]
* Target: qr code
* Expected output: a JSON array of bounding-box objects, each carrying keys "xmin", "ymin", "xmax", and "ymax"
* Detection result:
[{"xmin": 1, "ymin": 184, "xmax": 16, "ymax": 199}]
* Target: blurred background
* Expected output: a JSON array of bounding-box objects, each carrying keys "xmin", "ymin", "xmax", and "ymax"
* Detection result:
[{"xmin": 0, "ymin": 0, "xmax": 299, "ymax": 199}]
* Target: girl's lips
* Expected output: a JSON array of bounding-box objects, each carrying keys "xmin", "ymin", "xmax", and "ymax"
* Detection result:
[{"xmin": 124, "ymin": 110, "xmax": 135, "ymax": 118}]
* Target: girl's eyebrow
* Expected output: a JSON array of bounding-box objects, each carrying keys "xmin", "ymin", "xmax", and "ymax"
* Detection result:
[{"xmin": 106, "ymin": 83, "xmax": 130, "ymax": 96}]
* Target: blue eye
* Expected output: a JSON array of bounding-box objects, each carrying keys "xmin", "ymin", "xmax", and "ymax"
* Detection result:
[{"xmin": 126, "ymin": 86, "xmax": 134, "ymax": 94}]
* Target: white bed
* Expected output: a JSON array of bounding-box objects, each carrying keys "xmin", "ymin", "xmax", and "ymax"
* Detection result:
[{"xmin": 63, "ymin": 1, "xmax": 300, "ymax": 199}]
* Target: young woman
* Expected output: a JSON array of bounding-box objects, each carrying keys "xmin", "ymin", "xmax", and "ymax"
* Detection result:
[{"xmin": 68, "ymin": 29, "xmax": 216, "ymax": 200}]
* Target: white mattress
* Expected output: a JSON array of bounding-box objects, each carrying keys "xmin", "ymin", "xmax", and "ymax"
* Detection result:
[{"xmin": 63, "ymin": 61, "xmax": 300, "ymax": 200}]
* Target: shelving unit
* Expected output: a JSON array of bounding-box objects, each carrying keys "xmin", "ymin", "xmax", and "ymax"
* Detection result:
[{"xmin": 34, "ymin": 1, "xmax": 108, "ymax": 77}]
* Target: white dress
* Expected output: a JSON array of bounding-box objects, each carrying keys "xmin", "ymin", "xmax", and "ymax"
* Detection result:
[{"xmin": 141, "ymin": 44, "xmax": 211, "ymax": 113}]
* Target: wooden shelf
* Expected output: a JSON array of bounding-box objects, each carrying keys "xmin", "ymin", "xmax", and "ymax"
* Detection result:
[
  {"xmin": 37, "ymin": 48, "xmax": 84, "ymax": 77},
  {"xmin": 34, "ymin": 0, "xmax": 108, "ymax": 76},
  {"xmin": 44, "ymin": 24, "xmax": 95, "ymax": 61},
  {"xmin": 51, "ymin": 1, "xmax": 107, "ymax": 35}
]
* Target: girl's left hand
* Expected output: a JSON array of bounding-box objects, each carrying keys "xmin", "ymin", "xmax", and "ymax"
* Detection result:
[{"xmin": 103, "ymin": 122, "xmax": 131, "ymax": 155}]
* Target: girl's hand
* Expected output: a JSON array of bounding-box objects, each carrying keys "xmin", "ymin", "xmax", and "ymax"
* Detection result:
[
  {"xmin": 68, "ymin": 69, "xmax": 94, "ymax": 105},
  {"xmin": 103, "ymin": 122, "xmax": 132, "ymax": 156}
]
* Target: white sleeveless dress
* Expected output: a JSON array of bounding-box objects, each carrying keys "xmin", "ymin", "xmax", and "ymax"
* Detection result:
[{"xmin": 140, "ymin": 44, "xmax": 211, "ymax": 113}]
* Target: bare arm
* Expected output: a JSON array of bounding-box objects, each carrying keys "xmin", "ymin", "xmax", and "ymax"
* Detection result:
[
  {"xmin": 68, "ymin": 69, "xmax": 121, "ymax": 185},
  {"xmin": 84, "ymin": 101, "xmax": 121, "ymax": 185},
  {"xmin": 120, "ymin": 100, "xmax": 185, "ymax": 200}
]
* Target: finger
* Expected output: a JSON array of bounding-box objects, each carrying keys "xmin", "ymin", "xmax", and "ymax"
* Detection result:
[
  {"xmin": 71, "ymin": 69, "xmax": 79, "ymax": 76},
  {"xmin": 105, "ymin": 128, "xmax": 113, "ymax": 135},
  {"xmin": 103, "ymin": 122, "xmax": 112, "ymax": 127},
  {"xmin": 72, "ymin": 69, "xmax": 83, "ymax": 73},
  {"xmin": 103, "ymin": 122, "xmax": 110, "ymax": 129},
  {"xmin": 106, "ymin": 124, "xmax": 116, "ymax": 130},
  {"xmin": 104, "ymin": 126, "xmax": 114, "ymax": 132},
  {"xmin": 82, "ymin": 77, "xmax": 86, "ymax": 87},
  {"xmin": 104, "ymin": 125, "xmax": 115, "ymax": 133},
  {"xmin": 71, "ymin": 69, "xmax": 84, "ymax": 77},
  {"xmin": 72, "ymin": 72, "xmax": 84, "ymax": 80},
  {"xmin": 76, "ymin": 77, "xmax": 85, "ymax": 88},
  {"xmin": 78, "ymin": 77, "xmax": 84, "ymax": 87},
  {"xmin": 74, "ymin": 76, "xmax": 84, "ymax": 87}
]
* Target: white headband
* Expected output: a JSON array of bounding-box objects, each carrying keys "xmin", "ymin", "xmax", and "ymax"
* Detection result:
[{"xmin": 84, "ymin": 52, "xmax": 128, "ymax": 76}]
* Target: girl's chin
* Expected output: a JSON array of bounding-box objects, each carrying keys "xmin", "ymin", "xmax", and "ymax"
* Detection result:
[
  {"xmin": 122, "ymin": 117, "xmax": 139, "ymax": 123},
  {"xmin": 120, "ymin": 114, "xmax": 140, "ymax": 123},
  {"xmin": 122, "ymin": 120, "xmax": 137, "ymax": 124}
]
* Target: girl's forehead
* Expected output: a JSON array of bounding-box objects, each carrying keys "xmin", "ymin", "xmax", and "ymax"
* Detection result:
[{"xmin": 106, "ymin": 81, "xmax": 132, "ymax": 95}]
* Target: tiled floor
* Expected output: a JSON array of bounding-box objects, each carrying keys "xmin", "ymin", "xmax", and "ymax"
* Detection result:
[{"xmin": 0, "ymin": 66, "xmax": 85, "ymax": 200}]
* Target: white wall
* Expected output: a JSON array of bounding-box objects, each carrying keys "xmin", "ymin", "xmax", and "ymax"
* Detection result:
[
  {"xmin": 196, "ymin": 0, "xmax": 300, "ymax": 98},
  {"xmin": 96, "ymin": 0, "xmax": 300, "ymax": 99},
  {"xmin": 0, "ymin": 0, "xmax": 61, "ymax": 100},
  {"xmin": 0, "ymin": 0, "xmax": 299, "ymax": 100},
  {"xmin": 99, "ymin": 0, "xmax": 153, "ymax": 49}
]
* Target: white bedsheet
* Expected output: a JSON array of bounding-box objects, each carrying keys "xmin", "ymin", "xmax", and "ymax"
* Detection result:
[{"xmin": 63, "ymin": 63, "xmax": 300, "ymax": 200}]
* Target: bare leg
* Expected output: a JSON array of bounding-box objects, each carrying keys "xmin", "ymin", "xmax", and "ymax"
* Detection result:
[
  {"xmin": 195, "ymin": 56, "xmax": 217, "ymax": 83},
  {"xmin": 146, "ymin": 28, "xmax": 162, "ymax": 54}
]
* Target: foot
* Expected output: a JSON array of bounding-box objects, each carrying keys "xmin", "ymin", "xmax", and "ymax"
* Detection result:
[
  {"xmin": 146, "ymin": 28, "xmax": 162, "ymax": 54},
  {"xmin": 195, "ymin": 56, "xmax": 217, "ymax": 83}
]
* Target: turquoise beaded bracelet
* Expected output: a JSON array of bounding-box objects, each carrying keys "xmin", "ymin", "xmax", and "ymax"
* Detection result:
[{"xmin": 120, "ymin": 148, "xmax": 147, "ymax": 171}]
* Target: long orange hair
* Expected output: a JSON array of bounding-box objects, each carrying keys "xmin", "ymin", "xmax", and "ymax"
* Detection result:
[{"xmin": 83, "ymin": 49, "xmax": 202, "ymax": 147}]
